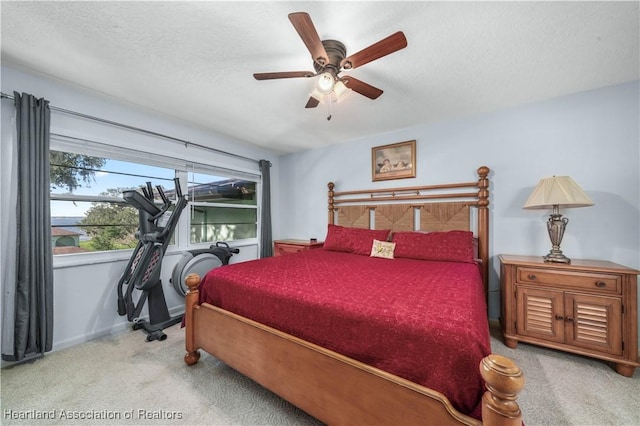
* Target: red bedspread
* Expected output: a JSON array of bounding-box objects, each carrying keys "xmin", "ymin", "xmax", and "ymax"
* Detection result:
[{"xmin": 198, "ymin": 249, "xmax": 491, "ymax": 418}]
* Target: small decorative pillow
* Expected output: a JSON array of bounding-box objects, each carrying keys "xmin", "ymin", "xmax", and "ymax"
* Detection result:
[{"xmin": 370, "ymin": 239, "xmax": 396, "ymax": 259}]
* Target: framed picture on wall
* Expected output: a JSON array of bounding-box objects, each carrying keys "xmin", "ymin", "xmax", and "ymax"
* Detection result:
[{"xmin": 371, "ymin": 140, "xmax": 416, "ymax": 181}]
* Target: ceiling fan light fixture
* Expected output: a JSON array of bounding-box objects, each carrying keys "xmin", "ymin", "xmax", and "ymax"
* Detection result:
[
  {"xmin": 317, "ymin": 72, "xmax": 335, "ymax": 94},
  {"xmin": 309, "ymin": 87, "xmax": 325, "ymax": 102},
  {"xmin": 310, "ymin": 80, "xmax": 351, "ymax": 104},
  {"xmin": 332, "ymin": 81, "xmax": 351, "ymax": 103}
]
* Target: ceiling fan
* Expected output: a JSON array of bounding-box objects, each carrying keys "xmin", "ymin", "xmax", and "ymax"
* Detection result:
[{"xmin": 253, "ymin": 12, "xmax": 407, "ymax": 109}]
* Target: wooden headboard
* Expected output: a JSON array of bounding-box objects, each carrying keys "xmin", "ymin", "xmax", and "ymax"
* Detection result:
[{"xmin": 327, "ymin": 166, "xmax": 490, "ymax": 301}]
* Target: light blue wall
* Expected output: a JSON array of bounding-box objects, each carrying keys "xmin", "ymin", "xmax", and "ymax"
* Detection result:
[
  {"xmin": 278, "ymin": 81, "xmax": 640, "ymax": 321},
  {"xmin": 1, "ymin": 66, "xmax": 282, "ymax": 352}
]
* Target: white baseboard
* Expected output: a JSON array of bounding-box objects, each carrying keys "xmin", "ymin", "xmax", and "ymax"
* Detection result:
[{"xmin": 19, "ymin": 306, "xmax": 186, "ymax": 361}]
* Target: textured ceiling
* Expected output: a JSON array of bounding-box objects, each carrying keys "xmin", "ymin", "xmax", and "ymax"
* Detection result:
[{"xmin": 1, "ymin": 1, "xmax": 638, "ymax": 154}]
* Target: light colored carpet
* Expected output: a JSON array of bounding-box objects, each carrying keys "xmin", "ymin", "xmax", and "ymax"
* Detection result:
[
  {"xmin": 1, "ymin": 324, "xmax": 638, "ymax": 425},
  {"xmin": 488, "ymin": 326, "xmax": 640, "ymax": 426}
]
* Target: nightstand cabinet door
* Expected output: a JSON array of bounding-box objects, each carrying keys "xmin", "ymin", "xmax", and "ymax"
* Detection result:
[
  {"xmin": 516, "ymin": 287, "xmax": 564, "ymax": 343},
  {"xmin": 565, "ymin": 293, "xmax": 622, "ymax": 356}
]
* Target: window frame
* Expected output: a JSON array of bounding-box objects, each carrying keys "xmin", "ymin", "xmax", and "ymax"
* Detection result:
[{"xmin": 50, "ymin": 135, "xmax": 261, "ymax": 268}]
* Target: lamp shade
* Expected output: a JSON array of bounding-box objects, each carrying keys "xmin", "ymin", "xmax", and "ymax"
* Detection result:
[{"xmin": 523, "ymin": 176, "xmax": 594, "ymax": 209}]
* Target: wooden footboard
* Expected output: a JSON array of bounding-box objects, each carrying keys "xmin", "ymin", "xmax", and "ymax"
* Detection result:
[{"xmin": 183, "ymin": 274, "xmax": 524, "ymax": 426}]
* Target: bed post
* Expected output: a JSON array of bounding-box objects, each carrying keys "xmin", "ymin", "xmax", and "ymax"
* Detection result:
[
  {"xmin": 477, "ymin": 166, "xmax": 490, "ymax": 303},
  {"xmin": 480, "ymin": 354, "xmax": 524, "ymax": 426},
  {"xmin": 328, "ymin": 182, "xmax": 335, "ymax": 225},
  {"xmin": 184, "ymin": 273, "xmax": 201, "ymax": 366}
]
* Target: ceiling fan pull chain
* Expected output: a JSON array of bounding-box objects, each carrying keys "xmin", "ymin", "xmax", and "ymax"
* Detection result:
[{"xmin": 327, "ymin": 94, "xmax": 332, "ymax": 121}]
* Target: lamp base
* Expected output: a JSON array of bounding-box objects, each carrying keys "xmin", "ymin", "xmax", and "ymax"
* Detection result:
[
  {"xmin": 543, "ymin": 250, "xmax": 571, "ymax": 264},
  {"xmin": 543, "ymin": 207, "xmax": 571, "ymax": 263}
]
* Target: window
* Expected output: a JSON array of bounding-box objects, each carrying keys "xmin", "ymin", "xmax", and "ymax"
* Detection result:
[
  {"xmin": 49, "ymin": 138, "xmax": 261, "ymax": 258},
  {"xmin": 187, "ymin": 172, "xmax": 258, "ymax": 244},
  {"xmin": 50, "ymin": 150, "xmax": 177, "ymax": 255}
]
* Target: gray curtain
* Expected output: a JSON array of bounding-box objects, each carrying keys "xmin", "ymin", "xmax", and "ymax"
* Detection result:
[
  {"xmin": 259, "ymin": 160, "xmax": 273, "ymax": 258},
  {"xmin": 2, "ymin": 92, "xmax": 53, "ymax": 362}
]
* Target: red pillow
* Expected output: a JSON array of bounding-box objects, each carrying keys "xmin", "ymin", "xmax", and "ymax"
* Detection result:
[
  {"xmin": 391, "ymin": 231, "xmax": 476, "ymax": 263},
  {"xmin": 323, "ymin": 224, "xmax": 352, "ymax": 252},
  {"xmin": 324, "ymin": 224, "xmax": 391, "ymax": 255}
]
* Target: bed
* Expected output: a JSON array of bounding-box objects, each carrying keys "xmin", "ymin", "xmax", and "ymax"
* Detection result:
[{"xmin": 183, "ymin": 166, "xmax": 524, "ymax": 425}]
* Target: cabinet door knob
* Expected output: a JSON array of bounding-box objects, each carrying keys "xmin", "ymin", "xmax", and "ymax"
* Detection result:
[
  {"xmin": 555, "ymin": 314, "xmax": 564, "ymax": 321},
  {"xmin": 565, "ymin": 317, "xmax": 575, "ymax": 323},
  {"xmin": 595, "ymin": 281, "xmax": 606, "ymax": 288},
  {"xmin": 527, "ymin": 274, "xmax": 537, "ymax": 280}
]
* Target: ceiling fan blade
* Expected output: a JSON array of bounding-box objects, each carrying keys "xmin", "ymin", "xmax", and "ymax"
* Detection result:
[
  {"xmin": 305, "ymin": 97, "xmax": 320, "ymax": 108},
  {"xmin": 288, "ymin": 12, "xmax": 329, "ymax": 66},
  {"xmin": 340, "ymin": 31, "xmax": 407, "ymax": 70},
  {"xmin": 253, "ymin": 71, "xmax": 315, "ymax": 80},
  {"xmin": 341, "ymin": 76, "xmax": 383, "ymax": 99}
]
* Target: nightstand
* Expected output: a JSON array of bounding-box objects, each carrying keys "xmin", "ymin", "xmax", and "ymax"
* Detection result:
[
  {"xmin": 499, "ymin": 254, "xmax": 639, "ymax": 377},
  {"xmin": 273, "ymin": 239, "xmax": 324, "ymax": 257}
]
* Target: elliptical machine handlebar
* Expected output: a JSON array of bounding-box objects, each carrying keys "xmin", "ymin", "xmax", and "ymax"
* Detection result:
[
  {"xmin": 146, "ymin": 182, "xmax": 154, "ymax": 199},
  {"xmin": 156, "ymin": 185, "xmax": 169, "ymax": 205},
  {"xmin": 152, "ymin": 177, "xmax": 184, "ymax": 216},
  {"xmin": 173, "ymin": 177, "xmax": 183, "ymax": 199},
  {"xmin": 150, "ymin": 184, "xmax": 171, "ymax": 223},
  {"xmin": 149, "ymin": 178, "xmax": 183, "ymax": 221}
]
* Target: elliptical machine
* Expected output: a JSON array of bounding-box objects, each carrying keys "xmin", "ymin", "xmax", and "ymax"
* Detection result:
[{"xmin": 117, "ymin": 178, "xmax": 187, "ymax": 341}]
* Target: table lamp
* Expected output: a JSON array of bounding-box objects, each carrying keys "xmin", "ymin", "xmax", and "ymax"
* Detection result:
[{"xmin": 523, "ymin": 176, "xmax": 594, "ymax": 263}]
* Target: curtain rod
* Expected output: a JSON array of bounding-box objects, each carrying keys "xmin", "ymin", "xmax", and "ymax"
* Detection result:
[{"xmin": 1, "ymin": 91, "xmax": 259, "ymax": 164}]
